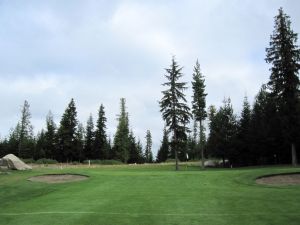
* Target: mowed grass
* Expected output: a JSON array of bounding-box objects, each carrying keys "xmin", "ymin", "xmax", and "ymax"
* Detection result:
[{"xmin": 0, "ymin": 164, "xmax": 300, "ymax": 225}]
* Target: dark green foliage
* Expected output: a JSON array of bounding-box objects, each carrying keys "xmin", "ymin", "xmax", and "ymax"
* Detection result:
[
  {"xmin": 144, "ymin": 130, "xmax": 153, "ymax": 163},
  {"xmin": 113, "ymin": 98, "xmax": 130, "ymax": 163},
  {"xmin": 57, "ymin": 98, "xmax": 78, "ymax": 162},
  {"xmin": 159, "ymin": 57, "xmax": 192, "ymax": 170},
  {"xmin": 156, "ymin": 127, "xmax": 170, "ymax": 162},
  {"xmin": 84, "ymin": 114, "xmax": 95, "ymax": 159},
  {"xmin": 207, "ymin": 99, "xmax": 238, "ymax": 166},
  {"xmin": 44, "ymin": 111, "xmax": 57, "ymax": 159},
  {"xmin": 35, "ymin": 158, "xmax": 58, "ymax": 164},
  {"xmin": 17, "ymin": 100, "xmax": 34, "ymax": 159},
  {"xmin": 34, "ymin": 130, "xmax": 46, "ymax": 160},
  {"xmin": 76, "ymin": 123, "xmax": 85, "ymax": 162},
  {"xmin": 128, "ymin": 133, "xmax": 144, "ymax": 164},
  {"xmin": 265, "ymin": 8, "xmax": 300, "ymax": 165},
  {"xmin": 236, "ymin": 96, "xmax": 252, "ymax": 165},
  {"xmin": 94, "ymin": 104, "xmax": 109, "ymax": 160},
  {"xmin": 82, "ymin": 159, "xmax": 123, "ymax": 165}
]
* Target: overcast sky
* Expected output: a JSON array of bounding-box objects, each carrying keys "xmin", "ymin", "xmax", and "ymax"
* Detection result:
[{"xmin": 0, "ymin": 0, "xmax": 299, "ymax": 155}]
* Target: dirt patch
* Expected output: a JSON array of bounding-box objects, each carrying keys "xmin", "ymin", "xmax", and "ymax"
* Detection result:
[
  {"xmin": 256, "ymin": 173, "xmax": 300, "ymax": 186},
  {"xmin": 28, "ymin": 174, "xmax": 89, "ymax": 184}
]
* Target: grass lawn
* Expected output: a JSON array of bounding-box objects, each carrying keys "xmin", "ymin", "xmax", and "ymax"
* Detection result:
[{"xmin": 0, "ymin": 164, "xmax": 300, "ymax": 225}]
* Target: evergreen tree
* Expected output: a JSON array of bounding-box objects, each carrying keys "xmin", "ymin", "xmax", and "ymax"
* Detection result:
[
  {"xmin": 35, "ymin": 130, "xmax": 46, "ymax": 160},
  {"xmin": 44, "ymin": 111, "xmax": 56, "ymax": 159},
  {"xmin": 113, "ymin": 98, "xmax": 130, "ymax": 163},
  {"xmin": 76, "ymin": 122, "xmax": 85, "ymax": 162},
  {"xmin": 159, "ymin": 57, "xmax": 192, "ymax": 170},
  {"xmin": 57, "ymin": 98, "xmax": 78, "ymax": 162},
  {"xmin": 191, "ymin": 60, "xmax": 207, "ymax": 168},
  {"xmin": 237, "ymin": 96, "xmax": 252, "ymax": 165},
  {"xmin": 266, "ymin": 8, "xmax": 300, "ymax": 166},
  {"xmin": 144, "ymin": 130, "xmax": 153, "ymax": 163},
  {"xmin": 157, "ymin": 127, "xmax": 169, "ymax": 162},
  {"xmin": 128, "ymin": 132, "xmax": 144, "ymax": 164},
  {"xmin": 18, "ymin": 100, "xmax": 34, "ymax": 158},
  {"xmin": 94, "ymin": 104, "xmax": 108, "ymax": 159},
  {"xmin": 207, "ymin": 99, "xmax": 238, "ymax": 166},
  {"xmin": 85, "ymin": 114, "xmax": 95, "ymax": 159}
]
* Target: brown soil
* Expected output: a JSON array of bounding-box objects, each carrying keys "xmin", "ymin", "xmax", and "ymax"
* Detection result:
[
  {"xmin": 28, "ymin": 174, "xmax": 88, "ymax": 184},
  {"xmin": 256, "ymin": 173, "xmax": 300, "ymax": 186}
]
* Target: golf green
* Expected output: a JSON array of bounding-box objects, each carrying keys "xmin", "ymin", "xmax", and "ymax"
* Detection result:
[{"xmin": 0, "ymin": 164, "xmax": 300, "ymax": 225}]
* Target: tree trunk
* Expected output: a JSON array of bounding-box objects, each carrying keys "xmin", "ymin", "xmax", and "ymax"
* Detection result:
[
  {"xmin": 174, "ymin": 131, "xmax": 179, "ymax": 171},
  {"xmin": 292, "ymin": 143, "xmax": 297, "ymax": 166},
  {"xmin": 200, "ymin": 120, "xmax": 205, "ymax": 169}
]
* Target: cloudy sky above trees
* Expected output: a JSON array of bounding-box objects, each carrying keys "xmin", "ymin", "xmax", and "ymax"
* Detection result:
[{"xmin": 0, "ymin": 0, "xmax": 299, "ymax": 154}]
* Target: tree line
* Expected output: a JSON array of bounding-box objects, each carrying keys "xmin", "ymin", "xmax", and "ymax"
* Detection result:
[
  {"xmin": 0, "ymin": 98, "xmax": 153, "ymax": 164},
  {"xmin": 157, "ymin": 8, "xmax": 300, "ymax": 168},
  {"xmin": 0, "ymin": 8, "xmax": 299, "ymax": 168}
]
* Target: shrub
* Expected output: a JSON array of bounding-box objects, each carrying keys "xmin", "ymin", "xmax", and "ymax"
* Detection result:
[
  {"xmin": 22, "ymin": 158, "xmax": 36, "ymax": 164},
  {"xmin": 35, "ymin": 158, "xmax": 58, "ymax": 164}
]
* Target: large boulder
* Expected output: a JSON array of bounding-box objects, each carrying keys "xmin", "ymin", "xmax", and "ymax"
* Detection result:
[{"xmin": 1, "ymin": 154, "xmax": 32, "ymax": 170}]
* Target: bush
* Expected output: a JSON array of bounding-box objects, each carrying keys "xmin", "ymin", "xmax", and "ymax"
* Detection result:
[
  {"xmin": 83, "ymin": 159, "xmax": 124, "ymax": 165},
  {"xmin": 22, "ymin": 158, "xmax": 36, "ymax": 164},
  {"xmin": 35, "ymin": 158, "xmax": 58, "ymax": 164}
]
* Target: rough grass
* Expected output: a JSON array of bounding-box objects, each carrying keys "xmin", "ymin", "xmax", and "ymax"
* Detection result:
[{"xmin": 0, "ymin": 164, "xmax": 300, "ymax": 225}]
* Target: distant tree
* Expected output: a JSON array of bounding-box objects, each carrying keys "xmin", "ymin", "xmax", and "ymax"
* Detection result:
[
  {"xmin": 128, "ymin": 132, "xmax": 144, "ymax": 164},
  {"xmin": 57, "ymin": 98, "xmax": 78, "ymax": 162},
  {"xmin": 191, "ymin": 60, "xmax": 207, "ymax": 168},
  {"xmin": 266, "ymin": 8, "xmax": 300, "ymax": 166},
  {"xmin": 44, "ymin": 111, "xmax": 57, "ymax": 159},
  {"xmin": 156, "ymin": 127, "xmax": 169, "ymax": 162},
  {"xmin": 113, "ymin": 98, "xmax": 130, "ymax": 163},
  {"xmin": 18, "ymin": 100, "xmax": 34, "ymax": 158},
  {"xmin": 207, "ymin": 99, "xmax": 238, "ymax": 166},
  {"xmin": 94, "ymin": 104, "xmax": 109, "ymax": 159},
  {"xmin": 159, "ymin": 57, "xmax": 192, "ymax": 170},
  {"xmin": 144, "ymin": 130, "xmax": 153, "ymax": 163},
  {"xmin": 76, "ymin": 122, "xmax": 85, "ymax": 162},
  {"xmin": 237, "ymin": 96, "xmax": 252, "ymax": 165},
  {"xmin": 35, "ymin": 130, "xmax": 46, "ymax": 160},
  {"xmin": 85, "ymin": 114, "xmax": 95, "ymax": 159}
]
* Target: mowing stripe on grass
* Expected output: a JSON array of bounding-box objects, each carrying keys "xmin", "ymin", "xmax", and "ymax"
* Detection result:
[{"xmin": 1, "ymin": 212, "xmax": 300, "ymax": 216}]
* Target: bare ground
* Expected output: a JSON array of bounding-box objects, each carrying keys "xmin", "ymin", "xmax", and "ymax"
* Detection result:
[
  {"xmin": 28, "ymin": 174, "xmax": 88, "ymax": 184},
  {"xmin": 256, "ymin": 173, "xmax": 300, "ymax": 185}
]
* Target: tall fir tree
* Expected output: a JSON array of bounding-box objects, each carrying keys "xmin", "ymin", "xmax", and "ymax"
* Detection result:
[
  {"xmin": 18, "ymin": 100, "xmax": 34, "ymax": 158},
  {"xmin": 237, "ymin": 96, "xmax": 252, "ymax": 165},
  {"xmin": 157, "ymin": 127, "xmax": 169, "ymax": 162},
  {"xmin": 76, "ymin": 122, "xmax": 85, "ymax": 162},
  {"xmin": 159, "ymin": 57, "xmax": 192, "ymax": 170},
  {"xmin": 94, "ymin": 104, "xmax": 108, "ymax": 159},
  {"xmin": 85, "ymin": 114, "xmax": 95, "ymax": 159},
  {"xmin": 266, "ymin": 8, "xmax": 300, "ymax": 166},
  {"xmin": 57, "ymin": 98, "xmax": 78, "ymax": 162},
  {"xmin": 44, "ymin": 111, "xmax": 56, "ymax": 159},
  {"xmin": 144, "ymin": 130, "xmax": 153, "ymax": 163},
  {"xmin": 191, "ymin": 60, "xmax": 207, "ymax": 168},
  {"xmin": 113, "ymin": 98, "xmax": 130, "ymax": 163}
]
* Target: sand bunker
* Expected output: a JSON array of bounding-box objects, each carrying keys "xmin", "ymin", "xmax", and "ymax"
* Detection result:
[
  {"xmin": 256, "ymin": 173, "xmax": 300, "ymax": 186},
  {"xmin": 28, "ymin": 174, "xmax": 89, "ymax": 184}
]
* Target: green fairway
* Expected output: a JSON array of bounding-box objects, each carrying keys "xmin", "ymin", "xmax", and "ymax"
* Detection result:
[{"xmin": 0, "ymin": 164, "xmax": 300, "ymax": 225}]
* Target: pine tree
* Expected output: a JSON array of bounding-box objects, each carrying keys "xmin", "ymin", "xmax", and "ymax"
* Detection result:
[
  {"xmin": 57, "ymin": 98, "xmax": 78, "ymax": 162},
  {"xmin": 76, "ymin": 122, "xmax": 85, "ymax": 162},
  {"xmin": 94, "ymin": 104, "xmax": 108, "ymax": 159},
  {"xmin": 157, "ymin": 127, "xmax": 169, "ymax": 162},
  {"xmin": 159, "ymin": 57, "xmax": 192, "ymax": 170},
  {"xmin": 35, "ymin": 130, "xmax": 46, "ymax": 160},
  {"xmin": 237, "ymin": 96, "xmax": 252, "ymax": 165},
  {"xmin": 128, "ymin": 131, "xmax": 144, "ymax": 164},
  {"xmin": 191, "ymin": 60, "xmax": 207, "ymax": 168},
  {"xmin": 44, "ymin": 111, "xmax": 56, "ymax": 159},
  {"xmin": 18, "ymin": 100, "xmax": 34, "ymax": 158},
  {"xmin": 266, "ymin": 8, "xmax": 300, "ymax": 166},
  {"xmin": 113, "ymin": 98, "xmax": 130, "ymax": 163},
  {"xmin": 145, "ymin": 130, "xmax": 153, "ymax": 163},
  {"xmin": 85, "ymin": 114, "xmax": 95, "ymax": 159}
]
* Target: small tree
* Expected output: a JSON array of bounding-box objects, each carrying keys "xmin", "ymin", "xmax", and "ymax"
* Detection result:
[
  {"xmin": 157, "ymin": 127, "xmax": 169, "ymax": 162},
  {"xmin": 44, "ymin": 111, "xmax": 56, "ymax": 159},
  {"xmin": 159, "ymin": 57, "xmax": 192, "ymax": 170},
  {"xmin": 191, "ymin": 60, "xmax": 207, "ymax": 169},
  {"xmin": 144, "ymin": 130, "xmax": 153, "ymax": 163},
  {"xmin": 94, "ymin": 104, "xmax": 109, "ymax": 159},
  {"xmin": 85, "ymin": 114, "xmax": 95, "ymax": 159}
]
